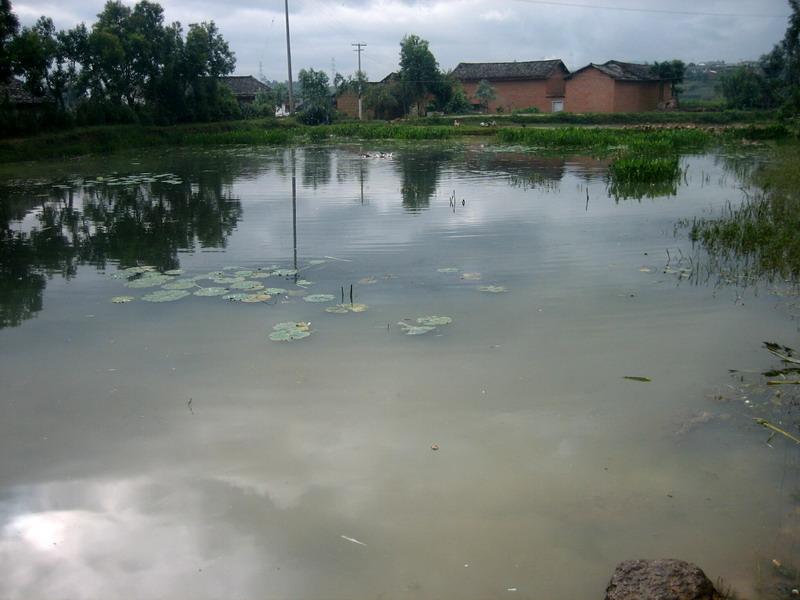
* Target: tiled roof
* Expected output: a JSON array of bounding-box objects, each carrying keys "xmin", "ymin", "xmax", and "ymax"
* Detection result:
[
  {"xmin": 0, "ymin": 79, "xmax": 47, "ymax": 105},
  {"xmin": 451, "ymin": 60, "xmax": 567, "ymax": 81},
  {"xmin": 220, "ymin": 76, "xmax": 271, "ymax": 96},
  {"xmin": 566, "ymin": 61, "xmax": 664, "ymax": 81}
]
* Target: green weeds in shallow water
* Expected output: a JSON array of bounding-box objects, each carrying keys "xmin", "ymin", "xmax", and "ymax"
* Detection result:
[{"xmin": 689, "ymin": 151, "xmax": 800, "ymax": 282}]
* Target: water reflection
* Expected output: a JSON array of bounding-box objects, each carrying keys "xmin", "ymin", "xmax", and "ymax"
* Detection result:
[
  {"xmin": 0, "ymin": 165, "xmax": 244, "ymax": 329},
  {"xmin": 396, "ymin": 147, "xmax": 452, "ymax": 212}
]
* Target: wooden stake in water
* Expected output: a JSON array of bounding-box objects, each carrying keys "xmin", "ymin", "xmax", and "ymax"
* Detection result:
[{"xmin": 350, "ymin": 284, "xmax": 354, "ymax": 305}]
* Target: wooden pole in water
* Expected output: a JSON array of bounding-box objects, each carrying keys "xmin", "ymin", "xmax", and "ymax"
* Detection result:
[{"xmin": 350, "ymin": 284, "xmax": 353, "ymax": 304}]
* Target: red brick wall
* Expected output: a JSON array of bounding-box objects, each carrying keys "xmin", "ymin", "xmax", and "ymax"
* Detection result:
[
  {"xmin": 613, "ymin": 81, "xmax": 669, "ymax": 112},
  {"xmin": 564, "ymin": 68, "xmax": 615, "ymax": 113},
  {"xmin": 461, "ymin": 78, "xmax": 564, "ymax": 113},
  {"xmin": 336, "ymin": 91, "xmax": 375, "ymax": 119}
]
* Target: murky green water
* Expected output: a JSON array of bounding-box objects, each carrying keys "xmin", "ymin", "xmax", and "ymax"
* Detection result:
[{"xmin": 1, "ymin": 142, "xmax": 798, "ymax": 599}]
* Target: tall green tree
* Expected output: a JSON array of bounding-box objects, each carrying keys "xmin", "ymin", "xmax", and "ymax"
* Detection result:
[
  {"xmin": 399, "ymin": 34, "xmax": 440, "ymax": 115},
  {"xmin": 0, "ymin": 0, "xmax": 18, "ymax": 82},
  {"xmin": 474, "ymin": 79, "xmax": 496, "ymax": 112},
  {"xmin": 720, "ymin": 67, "xmax": 773, "ymax": 109},
  {"xmin": 297, "ymin": 68, "xmax": 332, "ymax": 124},
  {"xmin": 760, "ymin": 0, "xmax": 800, "ymax": 112},
  {"xmin": 651, "ymin": 59, "xmax": 686, "ymax": 99}
]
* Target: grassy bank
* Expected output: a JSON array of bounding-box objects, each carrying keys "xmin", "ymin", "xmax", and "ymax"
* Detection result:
[
  {"xmin": 412, "ymin": 109, "xmax": 779, "ymax": 126},
  {"xmin": 0, "ymin": 116, "xmax": 790, "ymax": 164}
]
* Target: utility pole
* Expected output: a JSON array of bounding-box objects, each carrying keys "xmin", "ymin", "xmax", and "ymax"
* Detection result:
[
  {"xmin": 352, "ymin": 42, "xmax": 366, "ymax": 120},
  {"xmin": 284, "ymin": 0, "xmax": 294, "ymax": 114}
]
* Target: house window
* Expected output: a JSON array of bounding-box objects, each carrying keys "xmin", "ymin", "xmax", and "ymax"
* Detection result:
[{"xmin": 551, "ymin": 100, "xmax": 564, "ymax": 113}]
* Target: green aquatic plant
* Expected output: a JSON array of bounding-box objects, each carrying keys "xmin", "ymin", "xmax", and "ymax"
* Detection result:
[
  {"xmin": 193, "ymin": 287, "xmax": 229, "ymax": 297},
  {"xmin": 296, "ymin": 279, "xmax": 313, "ymax": 287},
  {"xmin": 325, "ymin": 303, "xmax": 368, "ymax": 314},
  {"xmin": 229, "ymin": 280, "xmax": 264, "ymax": 291},
  {"xmin": 125, "ymin": 274, "xmax": 171, "ymax": 288},
  {"xmin": 398, "ymin": 322, "xmax": 436, "ymax": 336},
  {"xmin": 478, "ymin": 285, "xmax": 507, "ymax": 293},
  {"xmin": 265, "ymin": 287, "xmax": 287, "ymax": 295},
  {"xmin": 111, "ymin": 296, "xmax": 134, "ymax": 303},
  {"xmin": 437, "ymin": 267, "xmax": 459, "ymax": 273},
  {"xmin": 234, "ymin": 270, "xmax": 254, "ymax": 277},
  {"xmin": 141, "ymin": 289, "xmax": 190, "ymax": 302},
  {"xmin": 240, "ymin": 293, "xmax": 272, "ymax": 303},
  {"xmin": 273, "ymin": 268, "xmax": 299, "ymax": 277},
  {"xmin": 269, "ymin": 321, "xmax": 312, "ymax": 341},
  {"xmin": 211, "ymin": 276, "xmax": 245, "ymax": 285},
  {"xmin": 162, "ymin": 279, "xmax": 197, "ymax": 290},
  {"xmin": 417, "ymin": 315, "xmax": 452, "ymax": 326},
  {"xmin": 303, "ymin": 294, "xmax": 336, "ymax": 303},
  {"xmin": 164, "ymin": 269, "xmax": 184, "ymax": 276}
]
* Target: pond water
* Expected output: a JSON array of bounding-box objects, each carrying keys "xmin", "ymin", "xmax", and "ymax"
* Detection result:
[{"xmin": 1, "ymin": 142, "xmax": 798, "ymax": 599}]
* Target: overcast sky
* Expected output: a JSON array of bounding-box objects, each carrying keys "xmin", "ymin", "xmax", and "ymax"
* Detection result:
[{"xmin": 13, "ymin": 0, "xmax": 791, "ymax": 81}]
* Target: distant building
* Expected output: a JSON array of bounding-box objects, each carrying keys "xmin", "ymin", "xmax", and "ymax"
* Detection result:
[
  {"xmin": 451, "ymin": 60, "xmax": 569, "ymax": 113},
  {"xmin": 220, "ymin": 76, "xmax": 271, "ymax": 105},
  {"xmin": 0, "ymin": 79, "xmax": 49, "ymax": 110},
  {"xmin": 564, "ymin": 61, "xmax": 674, "ymax": 113},
  {"xmin": 336, "ymin": 73, "xmax": 400, "ymax": 120}
]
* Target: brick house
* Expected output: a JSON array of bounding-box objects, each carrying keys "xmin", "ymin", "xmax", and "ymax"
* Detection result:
[
  {"xmin": 451, "ymin": 60, "xmax": 569, "ymax": 113},
  {"xmin": 220, "ymin": 76, "xmax": 271, "ymax": 105},
  {"xmin": 564, "ymin": 61, "xmax": 674, "ymax": 113}
]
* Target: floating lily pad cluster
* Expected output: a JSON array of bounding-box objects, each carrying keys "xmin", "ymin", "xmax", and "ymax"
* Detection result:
[
  {"xmin": 269, "ymin": 321, "xmax": 312, "ymax": 342},
  {"xmin": 437, "ymin": 267, "xmax": 508, "ymax": 293},
  {"xmin": 325, "ymin": 303, "xmax": 368, "ymax": 314},
  {"xmin": 398, "ymin": 315, "xmax": 454, "ymax": 336}
]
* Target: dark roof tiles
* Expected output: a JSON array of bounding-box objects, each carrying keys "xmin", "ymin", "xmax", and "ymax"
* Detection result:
[
  {"xmin": 452, "ymin": 60, "xmax": 567, "ymax": 81},
  {"xmin": 566, "ymin": 61, "xmax": 664, "ymax": 81},
  {"xmin": 220, "ymin": 75, "xmax": 271, "ymax": 96}
]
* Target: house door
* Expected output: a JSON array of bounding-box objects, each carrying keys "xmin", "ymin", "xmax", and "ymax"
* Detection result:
[{"xmin": 551, "ymin": 99, "xmax": 564, "ymax": 113}]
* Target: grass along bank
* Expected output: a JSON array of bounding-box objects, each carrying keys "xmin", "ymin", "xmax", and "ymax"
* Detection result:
[{"xmin": 0, "ymin": 118, "xmax": 789, "ymax": 164}]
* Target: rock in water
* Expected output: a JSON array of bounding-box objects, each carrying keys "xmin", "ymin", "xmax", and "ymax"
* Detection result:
[{"xmin": 605, "ymin": 559, "xmax": 721, "ymax": 600}]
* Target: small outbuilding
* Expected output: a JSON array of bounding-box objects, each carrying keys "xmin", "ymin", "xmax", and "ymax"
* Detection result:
[
  {"xmin": 564, "ymin": 61, "xmax": 674, "ymax": 113},
  {"xmin": 220, "ymin": 76, "xmax": 271, "ymax": 105},
  {"xmin": 452, "ymin": 60, "xmax": 569, "ymax": 113}
]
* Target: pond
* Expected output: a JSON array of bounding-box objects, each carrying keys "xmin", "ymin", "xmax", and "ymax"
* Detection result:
[{"xmin": 0, "ymin": 141, "xmax": 798, "ymax": 599}]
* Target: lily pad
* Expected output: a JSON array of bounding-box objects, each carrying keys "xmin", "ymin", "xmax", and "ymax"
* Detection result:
[
  {"xmin": 325, "ymin": 303, "xmax": 368, "ymax": 314},
  {"xmin": 211, "ymin": 276, "xmax": 245, "ymax": 285},
  {"xmin": 164, "ymin": 269, "xmax": 184, "ymax": 276},
  {"xmin": 273, "ymin": 268, "xmax": 298, "ymax": 277},
  {"xmin": 437, "ymin": 267, "xmax": 459, "ymax": 273},
  {"xmin": 303, "ymin": 294, "xmax": 336, "ymax": 303},
  {"xmin": 229, "ymin": 280, "xmax": 264, "ymax": 291},
  {"xmin": 111, "ymin": 296, "xmax": 135, "ymax": 304},
  {"xmin": 265, "ymin": 287, "xmax": 287, "ymax": 295},
  {"xmin": 461, "ymin": 272, "xmax": 482, "ymax": 281},
  {"xmin": 125, "ymin": 274, "xmax": 171, "ymax": 288},
  {"xmin": 240, "ymin": 293, "xmax": 272, "ymax": 303},
  {"xmin": 250, "ymin": 271, "xmax": 272, "ymax": 279},
  {"xmin": 478, "ymin": 285, "xmax": 507, "ymax": 293},
  {"xmin": 358, "ymin": 276, "xmax": 378, "ymax": 285},
  {"xmin": 398, "ymin": 322, "xmax": 436, "ymax": 336},
  {"xmin": 222, "ymin": 293, "xmax": 251, "ymax": 302},
  {"xmin": 162, "ymin": 279, "xmax": 196, "ymax": 290},
  {"xmin": 269, "ymin": 321, "xmax": 312, "ymax": 342},
  {"xmin": 296, "ymin": 279, "xmax": 313, "ymax": 287},
  {"xmin": 124, "ymin": 266, "xmax": 156, "ymax": 275},
  {"xmin": 308, "ymin": 259, "xmax": 327, "ymax": 265},
  {"xmin": 194, "ymin": 287, "xmax": 229, "ymax": 297},
  {"xmin": 234, "ymin": 270, "xmax": 254, "ymax": 277},
  {"xmin": 417, "ymin": 315, "xmax": 452, "ymax": 326},
  {"xmin": 142, "ymin": 289, "xmax": 190, "ymax": 302}
]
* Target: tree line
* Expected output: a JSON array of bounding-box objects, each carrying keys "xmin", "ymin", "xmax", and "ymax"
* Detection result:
[{"xmin": 0, "ymin": 0, "xmax": 238, "ymax": 134}]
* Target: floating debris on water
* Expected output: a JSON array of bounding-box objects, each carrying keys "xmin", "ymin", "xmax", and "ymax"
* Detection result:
[
  {"xmin": 269, "ymin": 321, "xmax": 312, "ymax": 341},
  {"xmin": 111, "ymin": 296, "xmax": 134, "ymax": 304},
  {"xmin": 142, "ymin": 289, "xmax": 190, "ymax": 302},
  {"xmin": 437, "ymin": 267, "xmax": 459, "ymax": 273},
  {"xmin": 304, "ymin": 294, "xmax": 336, "ymax": 303},
  {"xmin": 461, "ymin": 272, "xmax": 482, "ymax": 281},
  {"xmin": 398, "ymin": 323, "xmax": 436, "ymax": 336},
  {"xmin": 164, "ymin": 269, "xmax": 184, "ymax": 276},
  {"xmin": 339, "ymin": 535, "xmax": 367, "ymax": 547},
  {"xmin": 240, "ymin": 293, "xmax": 272, "ymax": 303},
  {"xmin": 358, "ymin": 276, "xmax": 378, "ymax": 285},
  {"xmin": 296, "ymin": 279, "xmax": 313, "ymax": 288},
  {"xmin": 479, "ymin": 285, "xmax": 508, "ymax": 293},
  {"xmin": 623, "ymin": 376, "xmax": 652, "ymax": 382}
]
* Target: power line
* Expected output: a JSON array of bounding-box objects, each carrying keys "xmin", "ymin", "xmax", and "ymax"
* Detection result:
[{"xmin": 507, "ymin": 0, "xmax": 789, "ymax": 19}]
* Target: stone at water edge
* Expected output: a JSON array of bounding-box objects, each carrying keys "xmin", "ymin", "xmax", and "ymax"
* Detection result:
[{"xmin": 604, "ymin": 559, "xmax": 723, "ymax": 600}]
